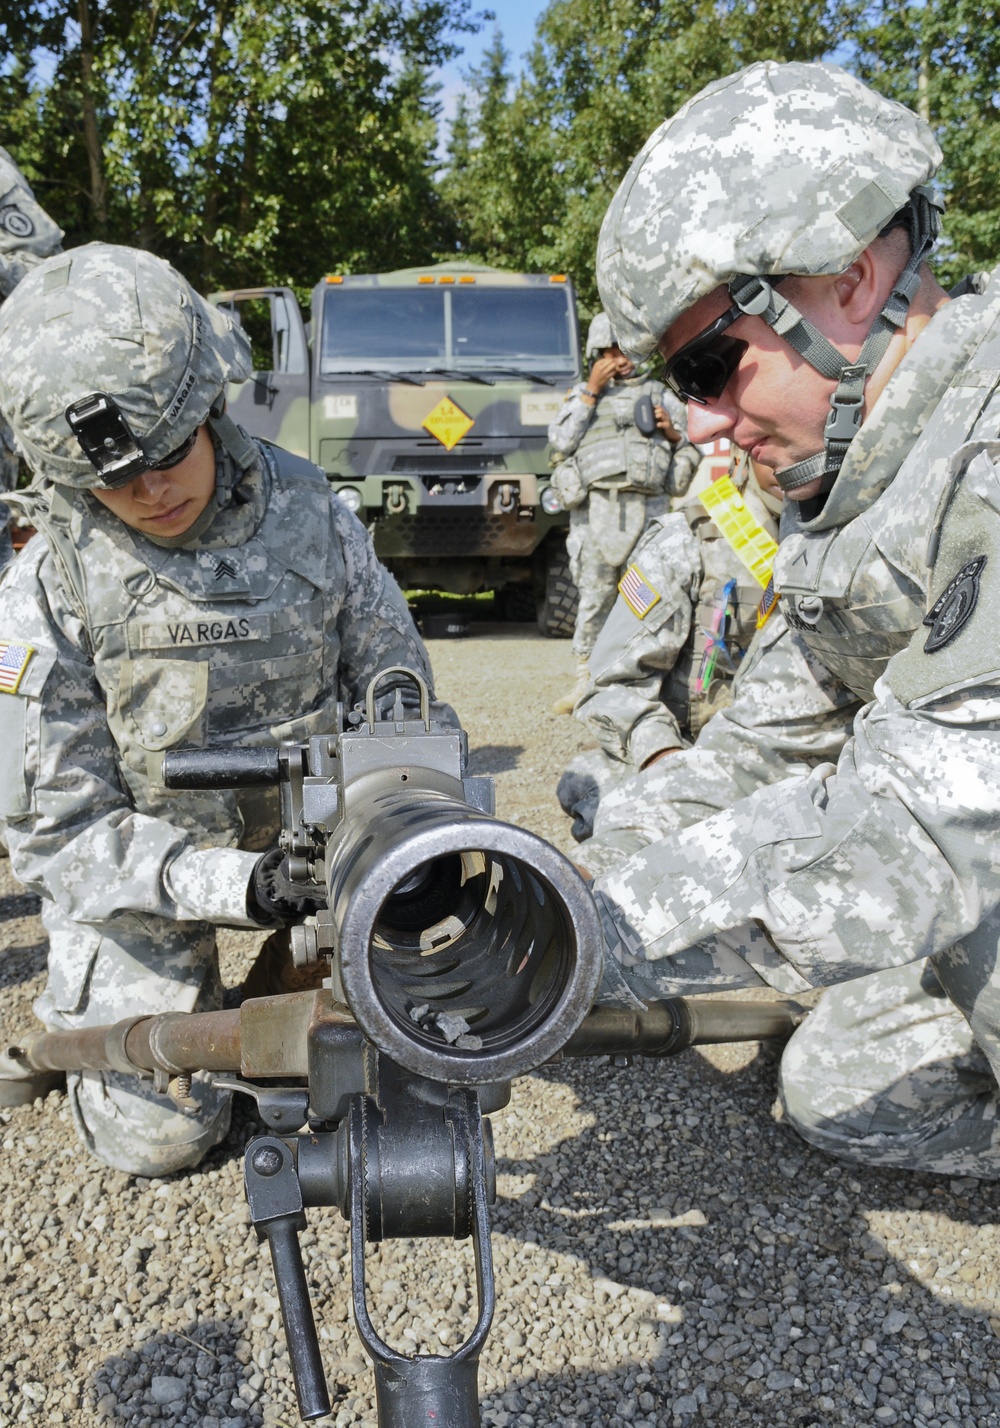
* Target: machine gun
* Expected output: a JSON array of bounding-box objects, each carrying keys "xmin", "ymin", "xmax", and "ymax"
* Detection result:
[{"xmin": 4, "ymin": 669, "xmax": 803, "ymax": 1425}]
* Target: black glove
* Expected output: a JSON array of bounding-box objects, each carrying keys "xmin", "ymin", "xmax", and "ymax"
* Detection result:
[{"xmin": 247, "ymin": 847, "xmax": 326, "ymax": 928}]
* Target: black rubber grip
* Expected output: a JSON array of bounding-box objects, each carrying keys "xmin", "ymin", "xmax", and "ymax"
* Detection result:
[{"xmin": 161, "ymin": 747, "xmax": 282, "ymax": 789}]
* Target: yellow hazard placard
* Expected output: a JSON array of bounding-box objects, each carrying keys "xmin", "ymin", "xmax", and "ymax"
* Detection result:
[{"xmin": 422, "ymin": 396, "xmax": 474, "ymax": 450}]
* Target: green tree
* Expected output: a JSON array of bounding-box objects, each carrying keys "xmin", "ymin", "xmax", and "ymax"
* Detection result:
[
  {"xmin": 440, "ymin": 0, "xmax": 854, "ymax": 309},
  {"xmin": 851, "ymin": 0, "xmax": 1000, "ymax": 285},
  {"xmin": 0, "ymin": 0, "xmax": 479, "ymax": 292}
]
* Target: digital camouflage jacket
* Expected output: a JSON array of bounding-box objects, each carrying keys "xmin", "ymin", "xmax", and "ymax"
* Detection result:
[
  {"xmin": 594, "ymin": 271, "xmax": 1000, "ymax": 1087},
  {"xmin": 0, "ymin": 441, "xmax": 434, "ymax": 930}
]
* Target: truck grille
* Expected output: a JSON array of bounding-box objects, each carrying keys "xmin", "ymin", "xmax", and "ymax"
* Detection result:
[
  {"xmin": 391, "ymin": 454, "xmax": 501, "ymax": 474},
  {"xmin": 377, "ymin": 511, "xmax": 537, "ymax": 557}
]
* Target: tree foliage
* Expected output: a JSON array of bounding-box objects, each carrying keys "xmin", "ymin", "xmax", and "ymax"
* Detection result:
[
  {"xmin": 0, "ymin": 0, "xmax": 477, "ymax": 293},
  {"xmin": 850, "ymin": 0, "xmax": 1000, "ymax": 287},
  {"xmin": 2, "ymin": 0, "xmax": 997, "ymax": 305},
  {"xmin": 439, "ymin": 0, "xmax": 856, "ymax": 310}
]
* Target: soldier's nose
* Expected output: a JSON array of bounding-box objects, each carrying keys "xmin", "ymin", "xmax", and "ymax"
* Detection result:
[
  {"xmin": 686, "ymin": 400, "xmax": 734, "ymax": 445},
  {"xmin": 132, "ymin": 469, "xmax": 171, "ymax": 503}
]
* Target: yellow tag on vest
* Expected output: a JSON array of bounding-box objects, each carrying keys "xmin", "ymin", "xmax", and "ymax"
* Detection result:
[{"xmin": 699, "ymin": 476, "xmax": 778, "ymax": 588}]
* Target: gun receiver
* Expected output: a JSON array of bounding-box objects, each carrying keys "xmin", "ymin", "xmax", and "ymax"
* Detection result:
[{"xmin": 4, "ymin": 668, "xmax": 804, "ymax": 1425}]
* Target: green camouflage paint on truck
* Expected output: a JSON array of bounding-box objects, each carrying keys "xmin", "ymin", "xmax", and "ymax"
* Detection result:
[{"xmin": 210, "ymin": 263, "xmax": 582, "ymax": 634}]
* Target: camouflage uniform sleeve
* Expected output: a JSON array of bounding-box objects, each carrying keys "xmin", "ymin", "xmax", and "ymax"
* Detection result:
[
  {"xmin": 575, "ymin": 514, "xmax": 702, "ymax": 766},
  {"xmin": 547, "ymin": 384, "xmax": 595, "ymax": 456},
  {"xmin": 594, "ymin": 448, "xmax": 1000, "ymax": 1010},
  {"xmin": 0, "ymin": 542, "xmax": 260, "ymax": 927},
  {"xmin": 328, "ymin": 496, "xmax": 441, "ymax": 716},
  {"xmin": 0, "ymin": 149, "xmax": 64, "ymax": 298},
  {"xmin": 582, "ymin": 610, "xmax": 859, "ymax": 871},
  {"xmin": 654, "ymin": 384, "xmax": 700, "ymax": 496}
]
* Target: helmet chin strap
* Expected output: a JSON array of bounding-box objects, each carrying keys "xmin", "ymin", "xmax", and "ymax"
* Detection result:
[{"xmin": 728, "ymin": 186, "xmax": 942, "ymax": 503}]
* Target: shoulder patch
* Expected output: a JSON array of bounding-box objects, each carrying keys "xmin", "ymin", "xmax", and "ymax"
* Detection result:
[
  {"xmin": 0, "ymin": 205, "xmax": 33, "ymax": 239},
  {"xmin": 923, "ymin": 555, "xmax": 985, "ymax": 652},
  {"xmin": 756, "ymin": 576, "xmax": 779, "ymax": 630},
  {"xmin": 618, "ymin": 564, "xmax": 661, "ymax": 619},
  {"xmin": 0, "ymin": 641, "xmax": 34, "ymax": 693}
]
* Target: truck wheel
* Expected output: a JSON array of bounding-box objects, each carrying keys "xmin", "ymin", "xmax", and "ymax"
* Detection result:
[
  {"xmin": 500, "ymin": 584, "xmax": 536, "ymax": 623},
  {"xmin": 536, "ymin": 539, "xmax": 578, "ymax": 639}
]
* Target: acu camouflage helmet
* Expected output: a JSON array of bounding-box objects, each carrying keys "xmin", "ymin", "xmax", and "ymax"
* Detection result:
[
  {"xmin": 585, "ymin": 312, "xmax": 616, "ymax": 358},
  {"xmin": 0, "ymin": 242, "xmax": 251, "ymax": 488},
  {"xmin": 597, "ymin": 61, "xmax": 943, "ymax": 362}
]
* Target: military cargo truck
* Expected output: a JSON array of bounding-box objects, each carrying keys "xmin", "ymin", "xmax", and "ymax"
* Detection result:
[{"xmin": 211, "ymin": 263, "xmax": 582, "ymax": 635}]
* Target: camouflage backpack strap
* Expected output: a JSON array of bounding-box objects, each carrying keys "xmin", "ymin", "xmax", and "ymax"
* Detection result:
[
  {"xmin": 5, "ymin": 483, "xmax": 89, "ymax": 625},
  {"xmin": 256, "ymin": 438, "xmax": 329, "ymax": 491}
]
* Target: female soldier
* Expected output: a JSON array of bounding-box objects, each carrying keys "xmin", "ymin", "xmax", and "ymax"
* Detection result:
[{"xmin": 0, "ymin": 243, "xmax": 442, "ymax": 1175}]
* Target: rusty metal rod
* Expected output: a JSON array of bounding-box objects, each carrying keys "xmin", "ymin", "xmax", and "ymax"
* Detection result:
[
  {"xmin": 561, "ymin": 997, "xmax": 805, "ymax": 1060},
  {"xmin": 6, "ymin": 996, "xmax": 805, "ymax": 1082},
  {"xmin": 9, "ymin": 1009, "xmax": 242, "ymax": 1077}
]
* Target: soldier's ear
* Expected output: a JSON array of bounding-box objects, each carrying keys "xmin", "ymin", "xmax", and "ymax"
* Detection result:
[{"xmin": 830, "ymin": 248, "xmax": 881, "ymax": 326}]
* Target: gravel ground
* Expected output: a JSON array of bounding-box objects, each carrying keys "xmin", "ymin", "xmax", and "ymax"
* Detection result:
[{"xmin": 1, "ymin": 624, "xmax": 999, "ymax": 1428}]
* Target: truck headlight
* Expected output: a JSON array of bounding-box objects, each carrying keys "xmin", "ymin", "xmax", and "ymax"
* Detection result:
[
  {"xmin": 540, "ymin": 485, "xmax": 563, "ymax": 514},
  {"xmin": 336, "ymin": 485, "xmax": 364, "ymax": 513}
]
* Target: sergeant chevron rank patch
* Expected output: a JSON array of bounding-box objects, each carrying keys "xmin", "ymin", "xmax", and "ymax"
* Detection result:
[{"xmin": 923, "ymin": 555, "xmax": 986, "ymax": 653}]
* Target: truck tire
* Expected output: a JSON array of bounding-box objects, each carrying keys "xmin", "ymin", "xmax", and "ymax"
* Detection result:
[
  {"xmin": 536, "ymin": 539, "xmax": 578, "ymax": 638},
  {"xmin": 500, "ymin": 583, "xmax": 537, "ymax": 623}
]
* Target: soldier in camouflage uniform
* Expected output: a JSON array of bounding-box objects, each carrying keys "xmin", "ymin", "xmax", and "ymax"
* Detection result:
[
  {"xmin": 558, "ymin": 450, "xmax": 782, "ymax": 841},
  {"xmin": 590, "ymin": 60, "xmax": 1000, "ymax": 1178},
  {"xmin": 0, "ymin": 147, "xmax": 64, "ymax": 568},
  {"xmin": 548, "ymin": 313, "xmax": 700, "ymax": 713},
  {"xmin": 0, "ymin": 243, "xmax": 444, "ymax": 1176}
]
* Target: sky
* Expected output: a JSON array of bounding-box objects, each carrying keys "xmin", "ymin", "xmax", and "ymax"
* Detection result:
[{"xmin": 435, "ymin": 0, "xmax": 552, "ymax": 141}]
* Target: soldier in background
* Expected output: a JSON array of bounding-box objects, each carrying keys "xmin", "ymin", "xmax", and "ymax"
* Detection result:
[
  {"xmin": 590, "ymin": 60, "xmax": 1000, "ymax": 1178},
  {"xmin": 548, "ymin": 313, "xmax": 700, "ymax": 713},
  {"xmin": 0, "ymin": 147, "xmax": 64, "ymax": 568},
  {"xmin": 0, "ymin": 243, "xmax": 447, "ymax": 1176},
  {"xmin": 558, "ymin": 450, "xmax": 782, "ymax": 847}
]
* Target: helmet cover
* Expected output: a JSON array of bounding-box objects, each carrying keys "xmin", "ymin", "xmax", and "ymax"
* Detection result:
[
  {"xmin": 597, "ymin": 60, "xmax": 942, "ymax": 360},
  {"xmin": 0, "ymin": 242, "xmax": 252, "ymax": 487},
  {"xmin": 585, "ymin": 312, "xmax": 615, "ymax": 358}
]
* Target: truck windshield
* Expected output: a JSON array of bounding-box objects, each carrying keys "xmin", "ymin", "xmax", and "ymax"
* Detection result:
[{"xmin": 320, "ymin": 285, "xmax": 577, "ymax": 377}]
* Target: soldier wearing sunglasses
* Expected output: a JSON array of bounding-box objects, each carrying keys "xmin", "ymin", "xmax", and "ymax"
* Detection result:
[
  {"xmin": 588, "ymin": 60, "xmax": 1000, "ymax": 1178},
  {"xmin": 0, "ymin": 243, "xmax": 443, "ymax": 1175}
]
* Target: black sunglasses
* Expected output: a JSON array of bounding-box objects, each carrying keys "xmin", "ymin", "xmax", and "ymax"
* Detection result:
[{"xmin": 663, "ymin": 303, "xmax": 748, "ymax": 404}]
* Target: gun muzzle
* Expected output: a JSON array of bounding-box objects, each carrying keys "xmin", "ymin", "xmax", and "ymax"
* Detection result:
[{"xmin": 323, "ymin": 767, "xmax": 602, "ymax": 1085}]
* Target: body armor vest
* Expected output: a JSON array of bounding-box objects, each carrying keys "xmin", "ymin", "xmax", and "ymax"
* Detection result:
[
  {"xmin": 775, "ymin": 274, "xmax": 1000, "ymax": 702},
  {"xmin": 571, "ymin": 379, "xmax": 675, "ymax": 493},
  {"xmin": 663, "ymin": 479, "xmax": 777, "ymax": 737},
  {"xmin": 14, "ymin": 443, "xmax": 344, "ymax": 850}
]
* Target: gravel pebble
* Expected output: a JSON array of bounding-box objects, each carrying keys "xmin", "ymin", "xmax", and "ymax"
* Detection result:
[{"xmin": 1, "ymin": 627, "xmax": 999, "ymax": 1426}]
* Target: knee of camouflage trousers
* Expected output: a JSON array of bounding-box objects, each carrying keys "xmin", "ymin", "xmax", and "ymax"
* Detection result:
[
  {"xmin": 779, "ymin": 963, "xmax": 1000, "ymax": 1179},
  {"xmin": 68, "ymin": 1067, "xmax": 231, "ymax": 1176},
  {"xmin": 36, "ymin": 901, "xmax": 232, "ymax": 1175}
]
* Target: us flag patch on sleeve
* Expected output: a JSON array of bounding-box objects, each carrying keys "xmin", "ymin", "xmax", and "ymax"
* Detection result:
[
  {"xmin": 618, "ymin": 564, "xmax": 661, "ymax": 619},
  {"xmin": 756, "ymin": 576, "xmax": 778, "ymax": 630},
  {"xmin": 0, "ymin": 641, "xmax": 34, "ymax": 694}
]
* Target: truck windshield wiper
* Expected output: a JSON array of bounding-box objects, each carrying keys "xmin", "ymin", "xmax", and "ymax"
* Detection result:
[
  {"xmin": 417, "ymin": 368, "xmax": 496, "ymax": 386},
  {"xmin": 328, "ymin": 368, "xmax": 427, "ymax": 386},
  {"xmin": 478, "ymin": 367, "xmax": 560, "ymax": 386}
]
